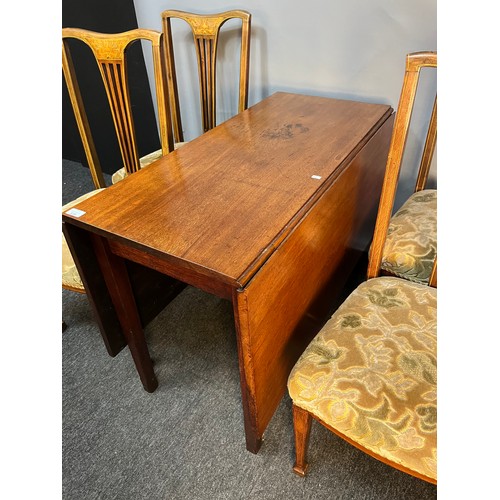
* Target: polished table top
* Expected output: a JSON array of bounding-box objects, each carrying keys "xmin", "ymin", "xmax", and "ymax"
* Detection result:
[
  {"xmin": 63, "ymin": 91, "xmax": 394, "ymax": 452},
  {"xmin": 63, "ymin": 92, "xmax": 392, "ymax": 291}
]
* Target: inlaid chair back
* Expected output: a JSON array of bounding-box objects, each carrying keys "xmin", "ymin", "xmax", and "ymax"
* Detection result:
[
  {"xmin": 62, "ymin": 28, "xmax": 174, "ymax": 300},
  {"xmin": 161, "ymin": 9, "xmax": 251, "ymax": 143},
  {"xmin": 368, "ymin": 52, "xmax": 437, "ymax": 287},
  {"xmin": 287, "ymin": 52, "xmax": 438, "ymax": 485},
  {"xmin": 62, "ymin": 28, "xmax": 174, "ymax": 186}
]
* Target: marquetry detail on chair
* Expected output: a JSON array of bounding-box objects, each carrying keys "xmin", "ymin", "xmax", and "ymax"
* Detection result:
[
  {"xmin": 287, "ymin": 52, "xmax": 438, "ymax": 485},
  {"xmin": 62, "ymin": 28, "xmax": 175, "ymax": 185},
  {"xmin": 161, "ymin": 9, "xmax": 251, "ymax": 142},
  {"xmin": 62, "ymin": 28, "xmax": 175, "ymax": 311},
  {"xmin": 368, "ymin": 52, "xmax": 437, "ymax": 286}
]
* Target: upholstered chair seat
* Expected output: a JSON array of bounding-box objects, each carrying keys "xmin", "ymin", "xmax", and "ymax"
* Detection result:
[
  {"xmin": 380, "ymin": 189, "xmax": 437, "ymax": 285},
  {"xmin": 288, "ymin": 276, "xmax": 437, "ymax": 482},
  {"xmin": 62, "ymin": 189, "xmax": 104, "ymax": 292}
]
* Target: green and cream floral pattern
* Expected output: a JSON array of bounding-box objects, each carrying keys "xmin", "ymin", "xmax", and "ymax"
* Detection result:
[
  {"xmin": 288, "ymin": 277, "xmax": 437, "ymax": 481},
  {"xmin": 381, "ymin": 189, "xmax": 437, "ymax": 285},
  {"xmin": 62, "ymin": 189, "xmax": 105, "ymax": 292}
]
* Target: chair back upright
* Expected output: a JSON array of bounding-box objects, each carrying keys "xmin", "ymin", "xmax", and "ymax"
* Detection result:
[
  {"xmin": 62, "ymin": 28, "xmax": 175, "ymax": 187},
  {"xmin": 367, "ymin": 51, "xmax": 438, "ymax": 283},
  {"xmin": 161, "ymin": 10, "xmax": 251, "ymax": 142}
]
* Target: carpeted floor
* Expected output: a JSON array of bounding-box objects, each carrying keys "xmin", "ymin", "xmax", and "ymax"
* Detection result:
[{"xmin": 62, "ymin": 159, "xmax": 437, "ymax": 499}]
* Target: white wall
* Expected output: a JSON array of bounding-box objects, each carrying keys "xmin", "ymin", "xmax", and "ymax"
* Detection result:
[{"xmin": 133, "ymin": 0, "xmax": 437, "ymax": 203}]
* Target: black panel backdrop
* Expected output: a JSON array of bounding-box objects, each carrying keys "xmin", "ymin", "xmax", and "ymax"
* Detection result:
[{"xmin": 62, "ymin": 0, "xmax": 160, "ymax": 175}]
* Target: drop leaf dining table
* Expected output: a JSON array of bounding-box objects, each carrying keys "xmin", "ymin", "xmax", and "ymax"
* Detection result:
[{"xmin": 63, "ymin": 91, "xmax": 394, "ymax": 453}]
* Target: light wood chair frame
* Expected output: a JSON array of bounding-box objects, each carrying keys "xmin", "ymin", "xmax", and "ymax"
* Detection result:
[
  {"xmin": 62, "ymin": 28, "xmax": 175, "ymax": 188},
  {"xmin": 161, "ymin": 9, "xmax": 251, "ymax": 142},
  {"xmin": 367, "ymin": 51, "xmax": 437, "ymax": 287}
]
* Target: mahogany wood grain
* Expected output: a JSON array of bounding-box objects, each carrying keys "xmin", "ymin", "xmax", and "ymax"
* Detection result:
[
  {"xmin": 63, "ymin": 93, "xmax": 392, "ymax": 288},
  {"xmin": 109, "ymin": 241, "xmax": 234, "ymax": 300},
  {"xmin": 91, "ymin": 234, "xmax": 158, "ymax": 392},
  {"xmin": 125, "ymin": 261, "xmax": 187, "ymax": 325},
  {"xmin": 233, "ymin": 115, "xmax": 393, "ymax": 450},
  {"xmin": 62, "ymin": 92, "xmax": 394, "ymax": 452}
]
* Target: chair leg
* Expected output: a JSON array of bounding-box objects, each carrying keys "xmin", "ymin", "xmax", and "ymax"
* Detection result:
[{"xmin": 292, "ymin": 403, "xmax": 312, "ymax": 476}]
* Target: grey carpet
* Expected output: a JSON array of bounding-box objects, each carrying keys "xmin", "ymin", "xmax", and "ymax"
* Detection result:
[{"xmin": 62, "ymin": 159, "xmax": 437, "ymax": 499}]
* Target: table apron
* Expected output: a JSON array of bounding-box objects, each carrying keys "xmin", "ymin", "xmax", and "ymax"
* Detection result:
[{"xmin": 108, "ymin": 240, "xmax": 235, "ymax": 300}]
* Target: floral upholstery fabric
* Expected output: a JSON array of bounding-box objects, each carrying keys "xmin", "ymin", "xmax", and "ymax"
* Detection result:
[
  {"xmin": 62, "ymin": 189, "xmax": 105, "ymax": 292},
  {"xmin": 111, "ymin": 142, "xmax": 187, "ymax": 184},
  {"xmin": 380, "ymin": 189, "xmax": 437, "ymax": 285},
  {"xmin": 288, "ymin": 277, "xmax": 437, "ymax": 481}
]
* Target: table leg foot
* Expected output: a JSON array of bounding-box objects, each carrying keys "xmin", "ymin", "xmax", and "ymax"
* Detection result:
[
  {"xmin": 245, "ymin": 435, "xmax": 263, "ymax": 454},
  {"xmin": 143, "ymin": 375, "xmax": 159, "ymax": 393},
  {"xmin": 292, "ymin": 463, "xmax": 309, "ymax": 477}
]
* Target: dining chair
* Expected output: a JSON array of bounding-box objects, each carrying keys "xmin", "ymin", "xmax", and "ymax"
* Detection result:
[
  {"xmin": 62, "ymin": 27, "xmax": 175, "ymax": 185},
  {"xmin": 287, "ymin": 52, "xmax": 438, "ymax": 484},
  {"xmin": 62, "ymin": 28, "xmax": 174, "ymax": 298},
  {"xmin": 368, "ymin": 52, "xmax": 437, "ymax": 286},
  {"xmin": 161, "ymin": 9, "xmax": 251, "ymax": 143}
]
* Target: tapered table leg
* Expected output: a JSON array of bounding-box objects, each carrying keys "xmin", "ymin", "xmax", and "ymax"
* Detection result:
[{"xmin": 91, "ymin": 234, "xmax": 158, "ymax": 392}]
